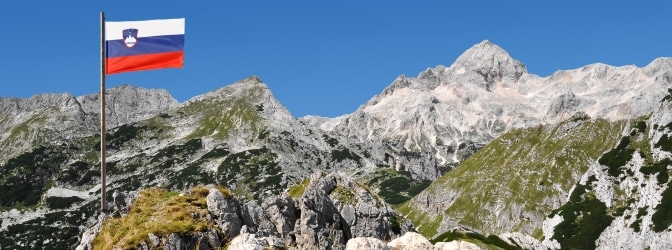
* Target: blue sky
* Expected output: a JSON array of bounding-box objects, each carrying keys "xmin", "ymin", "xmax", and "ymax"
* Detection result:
[{"xmin": 1, "ymin": 1, "xmax": 670, "ymax": 118}]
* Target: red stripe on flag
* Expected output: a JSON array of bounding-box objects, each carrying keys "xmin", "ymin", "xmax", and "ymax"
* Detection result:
[{"xmin": 106, "ymin": 51, "xmax": 183, "ymax": 75}]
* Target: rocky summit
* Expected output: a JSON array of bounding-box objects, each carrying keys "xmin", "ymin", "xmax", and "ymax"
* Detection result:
[
  {"xmin": 311, "ymin": 40, "xmax": 672, "ymax": 181},
  {"xmin": 1, "ymin": 40, "xmax": 672, "ymax": 249}
]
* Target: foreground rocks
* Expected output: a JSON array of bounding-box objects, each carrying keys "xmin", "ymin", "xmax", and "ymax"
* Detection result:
[{"xmin": 77, "ymin": 173, "xmax": 432, "ymax": 249}]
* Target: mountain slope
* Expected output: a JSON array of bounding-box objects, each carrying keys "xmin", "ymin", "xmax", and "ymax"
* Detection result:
[
  {"xmin": 541, "ymin": 89, "xmax": 672, "ymax": 249},
  {"xmin": 398, "ymin": 113, "xmax": 627, "ymax": 238}
]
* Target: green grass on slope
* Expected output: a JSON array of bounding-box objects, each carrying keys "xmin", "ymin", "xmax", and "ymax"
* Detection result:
[
  {"xmin": 363, "ymin": 168, "xmax": 432, "ymax": 205},
  {"xmin": 288, "ymin": 178, "xmax": 310, "ymax": 199},
  {"xmin": 182, "ymin": 85, "xmax": 266, "ymax": 140},
  {"xmin": 400, "ymin": 117, "xmax": 626, "ymax": 238},
  {"xmin": 548, "ymin": 116, "xmax": 663, "ymax": 249},
  {"xmin": 92, "ymin": 187, "xmax": 217, "ymax": 249}
]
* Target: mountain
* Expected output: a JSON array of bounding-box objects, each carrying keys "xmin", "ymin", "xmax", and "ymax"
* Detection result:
[
  {"xmin": 314, "ymin": 40, "xmax": 672, "ymax": 182},
  {"xmin": 2, "ymin": 40, "xmax": 672, "ymax": 249},
  {"xmin": 0, "ymin": 76, "xmax": 377, "ymax": 248},
  {"xmin": 0, "ymin": 85, "xmax": 179, "ymax": 163},
  {"xmin": 397, "ymin": 90, "xmax": 672, "ymax": 247}
]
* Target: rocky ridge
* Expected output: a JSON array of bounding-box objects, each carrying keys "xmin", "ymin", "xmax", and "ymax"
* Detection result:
[
  {"xmin": 313, "ymin": 40, "xmax": 672, "ymax": 181},
  {"xmin": 0, "ymin": 85, "xmax": 179, "ymax": 163}
]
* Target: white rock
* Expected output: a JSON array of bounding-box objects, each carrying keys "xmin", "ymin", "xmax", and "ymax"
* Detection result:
[
  {"xmin": 435, "ymin": 240, "xmax": 481, "ymax": 250},
  {"xmin": 387, "ymin": 232, "xmax": 435, "ymax": 250},
  {"xmin": 346, "ymin": 237, "xmax": 391, "ymax": 250}
]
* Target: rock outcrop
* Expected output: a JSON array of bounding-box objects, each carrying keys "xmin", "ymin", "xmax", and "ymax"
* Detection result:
[
  {"xmin": 294, "ymin": 173, "xmax": 415, "ymax": 249},
  {"xmin": 77, "ymin": 173, "xmax": 416, "ymax": 250}
]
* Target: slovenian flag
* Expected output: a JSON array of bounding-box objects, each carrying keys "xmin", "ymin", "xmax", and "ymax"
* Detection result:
[{"xmin": 105, "ymin": 18, "xmax": 184, "ymax": 75}]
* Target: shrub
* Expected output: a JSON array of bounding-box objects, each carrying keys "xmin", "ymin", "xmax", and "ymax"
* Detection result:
[
  {"xmin": 107, "ymin": 124, "xmax": 146, "ymax": 150},
  {"xmin": 331, "ymin": 147, "xmax": 361, "ymax": 163},
  {"xmin": 599, "ymin": 137, "xmax": 634, "ymax": 177},
  {"xmin": 0, "ymin": 145, "xmax": 67, "ymax": 208},
  {"xmin": 389, "ymin": 214, "xmax": 402, "ymax": 234},
  {"xmin": 46, "ymin": 196, "xmax": 85, "ymax": 210},
  {"xmin": 655, "ymin": 134, "xmax": 672, "ymax": 152},
  {"xmin": 379, "ymin": 177, "xmax": 411, "ymax": 192},
  {"xmin": 150, "ymin": 139, "xmax": 202, "ymax": 164},
  {"xmin": 323, "ymin": 135, "xmax": 339, "ymax": 147},
  {"xmin": 377, "ymin": 190, "xmax": 407, "ymax": 204},
  {"xmin": 551, "ymin": 194, "xmax": 613, "ymax": 250},
  {"xmin": 652, "ymin": 179, "xmax": 672, "ymax": 232},
  {"xmin": 640, "ymin": 159, "xmax": 671, "ymax": 185},
  {"xmin": 406, "ymin": 180, "xmax": 432, "ymax": 197}
]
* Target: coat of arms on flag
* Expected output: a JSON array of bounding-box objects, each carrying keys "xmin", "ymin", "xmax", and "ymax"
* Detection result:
[{"xmin": 122, "ymin": 28, "xmax": 138, "ymax": 48}]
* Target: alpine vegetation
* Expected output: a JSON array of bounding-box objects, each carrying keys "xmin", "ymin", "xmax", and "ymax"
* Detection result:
[{"xmin": 1, "ymin": 41, "xmax": 671, "ymax": 249}]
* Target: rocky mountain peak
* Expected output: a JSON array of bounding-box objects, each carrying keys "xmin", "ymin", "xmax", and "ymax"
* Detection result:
[
  {"xmin": 450, "ymin": 40, "xmax": 527, "ymax": 84},
  {"xmin": 187, "ymin": 75, "xmax": 269, "ymax": 103}
]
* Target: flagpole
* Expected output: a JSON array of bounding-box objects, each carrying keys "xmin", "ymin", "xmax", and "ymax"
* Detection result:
[{"xmin": 100, "ymin": 11, "xmax": 107, "ymax": 212}]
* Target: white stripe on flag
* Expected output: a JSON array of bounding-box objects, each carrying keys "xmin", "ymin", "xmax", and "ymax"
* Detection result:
[{"xmin": 105, "ymin": 18, "xmax": 185, "ymax": 40}]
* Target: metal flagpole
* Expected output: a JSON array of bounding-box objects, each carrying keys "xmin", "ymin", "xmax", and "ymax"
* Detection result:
[{"xmin": 100, "ymin": 11, "xmax": 107, "ymax": 212}]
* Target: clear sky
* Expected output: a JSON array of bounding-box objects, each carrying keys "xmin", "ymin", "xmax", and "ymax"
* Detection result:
[{"xmin": 1, "ymin": 1, "xmax": 670, "ymax": 118}]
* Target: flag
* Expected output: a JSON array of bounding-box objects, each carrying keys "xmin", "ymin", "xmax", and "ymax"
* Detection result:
[{"xmin": 105, "ymin": 18, "xmax": 184, "ymax": 74}]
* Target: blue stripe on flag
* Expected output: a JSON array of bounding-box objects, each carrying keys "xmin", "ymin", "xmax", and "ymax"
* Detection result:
[{"xmin": 106, "ymin": 35, "xmax": 184, "ymax": 58}]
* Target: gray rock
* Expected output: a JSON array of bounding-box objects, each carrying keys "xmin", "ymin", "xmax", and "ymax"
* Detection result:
[
  {"xmin": 294, "ymin": 174, "xmax": 348, "ymax": 249},
  {"xmin": 227, "ymin": 233, "xmax": 269, "ymax": 250},
  {"xmin": 112, "ymin": 190, "xmax": 126, "ymax": 211},
  {"xmin": 148, "ymin": 233, "xmax": 161, "ymax": 247},
  {"xmin": 74, "ymin": 214, "xmax": 108, "ymax": 250},
  {"xmin": 294, "ymin": 173, "xmax": 415, "ymax": 249},
  {"xmin": 261, "ymin": 195, "xmax": 298, "ymax": 243},
  {"xmin": 163, "ymin": 233, "xmax": 187, "ymax": 250},
  {"xmin": 137, "ymin": 240, "xmax": 149, "ymax": 250},
  {"xmin": 207, "ymin": 188, "xmax": 242, "ymax": 239},
  {"xmin": 241, "ymin": 200, "xmax": 278, "ymax": 237},
  {"xmin": 265, "ymin": 236, "xmax": 286, "ymax": 249},
  {"xmin": 205, "ymin": 227, "xmax": 223, "ymax": 249},
  {"xmin": 341, "ymin": 204, "xmax": 356, "ymax": 226}
]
